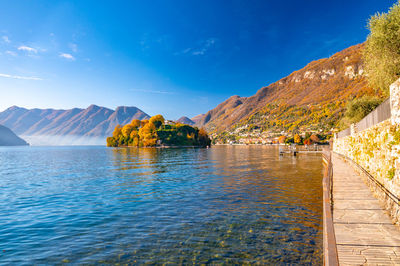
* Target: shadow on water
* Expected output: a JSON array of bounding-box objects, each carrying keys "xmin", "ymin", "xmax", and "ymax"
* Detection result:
[{"xmin": 0, "ymin": 145, "xmax": 322, "ymax": 264}]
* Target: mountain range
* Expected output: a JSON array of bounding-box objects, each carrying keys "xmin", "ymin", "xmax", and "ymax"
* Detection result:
[
  {"xmin": 193, "ymin": 43, "xmax": 378, "ymax": 138},
  {"xmin": 0, "ymin": 43, "xmax": 378, "ymax": 145},
  {"xmin": 0, "ymin": 125, "xmax": 28, "ymax": 146},
  {"xmin": 0, "ymin": 105, "xmax": 150, "ymax": 145}
]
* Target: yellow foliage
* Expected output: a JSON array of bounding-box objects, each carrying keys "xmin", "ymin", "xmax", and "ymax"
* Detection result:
[
  {"xmin": 113, "ymin": 125, "xmax": 122, "ymax": 138},
  {"xmin": 139, "ymin": 122, "xmax": 157, "ymax": 146},
  {"xmin": 141, "ymin": 120, "xmax": 149, "ymax": 127},
  {"xmin": 294, "ymin": 134, "xmax": 301, "ymax": 143},
  {"xmin": 131, "ymin": 119, "xmax": 141, "ymax": 128},
  {"xmin": 149, "ymin": 114, "xmax": 165, "ymax": 129},
  {"xmin": 278, "ymin": 136, "xmax": 286, "ymax": 144},
  {"xmin": 122, "ymin": 124, "xmax": 135, "ymax": 138}
]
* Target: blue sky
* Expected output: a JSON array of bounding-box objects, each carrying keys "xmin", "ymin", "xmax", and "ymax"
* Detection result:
[{"xmin": 0, "ymin": 0, "xmax": 396, "ymax": 119}]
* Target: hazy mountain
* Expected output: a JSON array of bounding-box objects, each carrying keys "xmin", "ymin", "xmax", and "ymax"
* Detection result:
[
  {"xmin": 0, "ymin": 125, "xmax": 28, "ymax": 146},
  {"xmin": 196, "ymin": 43, "xmax": 374, "ymax": 134},
  {"xmin": 176, "ymin": 116, "xmax": 195, "ymax": 125},
  {"xmin": 0, "ymin": 105, "xmax": 151, "ymax": 144}
]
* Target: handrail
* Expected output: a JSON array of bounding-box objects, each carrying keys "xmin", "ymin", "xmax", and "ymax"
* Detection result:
[
  {"xmin": 334, "ymin": 152, "xmax": 400, "ymax": 206},
  {"xmin": 322, "ymin": 151, "xmax": 339, "ymax": 266}
]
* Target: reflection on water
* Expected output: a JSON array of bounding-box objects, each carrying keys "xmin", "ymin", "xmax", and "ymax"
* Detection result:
[{"xmin": 0, "ymin": 145, "xmax": 322, "ymax": 264}]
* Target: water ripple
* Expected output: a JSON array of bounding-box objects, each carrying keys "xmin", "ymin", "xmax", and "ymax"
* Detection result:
[{"xmin": 0, "ymin": 145, "xmax": 322, "ymax": 264}]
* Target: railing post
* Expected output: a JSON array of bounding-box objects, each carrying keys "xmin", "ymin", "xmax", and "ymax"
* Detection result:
[
  {"xmin": 390, "ymin": 78, "xmax": 400, "ymax": 125},
  {"xmin": 350, "ymin": 123, "xmax": 357, "ymax": 136}
]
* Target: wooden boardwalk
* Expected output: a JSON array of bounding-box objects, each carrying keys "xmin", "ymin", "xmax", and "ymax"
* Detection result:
[{"xmin": 332, "ymin": 154, "xmax": 400, "ymax": 265}]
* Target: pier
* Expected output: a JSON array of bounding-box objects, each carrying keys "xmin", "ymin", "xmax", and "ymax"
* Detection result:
[
  {"xmin": 279, "ymin": 144, "xmax": 323, "ymax": 156},
  {"xmin": 323, "ymin": 152, "xmax": 400, "ymax": 265}
]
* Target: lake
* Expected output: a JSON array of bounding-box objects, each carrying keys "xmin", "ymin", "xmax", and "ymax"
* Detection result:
[{"xmin": 0, "ymin": 145, "xmax": 322, "ymax": 264}]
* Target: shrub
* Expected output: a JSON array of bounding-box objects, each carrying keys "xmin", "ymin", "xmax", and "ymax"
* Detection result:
[{"xmin": 344, "ymin": 95, "xmax": 383, "ymax": 124}]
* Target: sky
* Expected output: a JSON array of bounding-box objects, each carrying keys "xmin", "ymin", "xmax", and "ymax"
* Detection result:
[{"xmin": 0, "ymin": 0, "xmax": 396, "ymax": 119}]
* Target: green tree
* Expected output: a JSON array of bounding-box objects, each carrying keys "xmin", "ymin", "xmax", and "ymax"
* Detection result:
[
  {"xmin": 364, "ymin": 1, "xmax": 400, "ymax": 94},
  {"xmin": 344, "ymin": 96, "xmax": 383, "ymax": 123}
]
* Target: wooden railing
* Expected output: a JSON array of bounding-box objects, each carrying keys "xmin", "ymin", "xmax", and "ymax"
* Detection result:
[
  {"xmin": 322, "ymin": 151, "xmax": 339, "ymax": 266},
  {"xmin": 337, "ymin": 98, "xmax": 391, "ymax": 138}
]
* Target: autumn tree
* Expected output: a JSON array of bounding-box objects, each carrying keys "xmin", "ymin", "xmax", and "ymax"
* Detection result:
[
  {"xmin": 106, "ymin": 137, "xmax": 117, "ymax": 147},
  {"xmin": 141, "ymin": 120, "xmax": 149, "ymax": 127},
  {"xmin": 294, "ymin": 134, "xmax": 302, "ymax": 144},
  {"xmin": 129, "ymin": 129, "xmax": 140, "ymax": 146},
  {"xmin": 364, "ymin": 1, "xmax": 400, "ymax": 94},
  {"xmin": 278, "ymin": 135, "xmax": 286, "ymax": 144},
  {"xmin": 131, "ymin": 119, "xmax": 141, "ymax": 128},
  {"xmin": 310, "ymin": 134, "xmax": 320, "ymax": 143},
  {"xmin": 198, "ymin": 128, "xmax": 211, "ymax": 147},
  {"xmin": 149, "ymin": 114, "xmax": 165, "ymax": 129},
  {"xmin": 139, "ymin": 122, "xmax": 157, "ymax": 146},
  {"xmin": 113, "ymin": 125, "xmax": 123, "ymax": 138},
  {"xmin": 122, "ymin": 124, "xmax": 135, "ymax": 138}
]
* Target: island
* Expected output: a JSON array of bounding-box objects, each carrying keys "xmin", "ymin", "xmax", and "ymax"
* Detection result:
[{"xmin": 106, "ymin": 114, "xmax": 211, "ymax": 147}]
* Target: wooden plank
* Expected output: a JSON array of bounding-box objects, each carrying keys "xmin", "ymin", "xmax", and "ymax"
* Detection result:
[{"xmin": 332, "ymin": 154, "xmax": 400, "ymax": 265}]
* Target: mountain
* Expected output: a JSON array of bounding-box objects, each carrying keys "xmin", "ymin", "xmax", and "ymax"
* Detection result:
[
  {"xmin": 196, "ymin": 43, "xmax": 378, "ymax": 137},
  {"xmin": 176, "ymin": 116, "xmax": 195, "ymax": 125},
  {"xmin": 0, "ymin": 105, "xmax": 150, "ymax": 144},
  {"xmin": 0, "ymin": 125, "xmax": 28, "ymax": 146},
  {"xmin": 191, "ymin": 114, "xmax": 205, "ymax": 124}
]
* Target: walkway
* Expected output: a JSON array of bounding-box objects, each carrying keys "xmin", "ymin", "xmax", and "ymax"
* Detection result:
[{"xmin": 332, "ymin": 154, "xmax": 400, "ymax": 265}]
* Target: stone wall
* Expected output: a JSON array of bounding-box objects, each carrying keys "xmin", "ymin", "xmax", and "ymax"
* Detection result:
[
  {"xmin": 391, "ymin": 79, "xmax": 400, "ymax": 125},
  {"xmin": 333, "ymin": 120, "xmax": 400, "ymax": 223}
]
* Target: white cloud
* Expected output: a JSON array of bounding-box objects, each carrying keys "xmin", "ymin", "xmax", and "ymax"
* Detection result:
[
  {"xmin": 18, "ymin": 45, "xmax": 37, "ymax": 53},
  {"xmin": 0, "ymin": 73, "xmax": 42, "ymax": 80},
  {"xmin": 130, "ymin": 88, "xmax": 175, "ymax": 94},
  {"xmin": 2, "ymin": 36, "xmax": 10, "ymax": 43},
  {"xmin": 192, "ymin": 38, "xmax": 216, "ymax": 55},
  {"xmin": 59, "ymin": 53, "xmax": 75, "ymax": 61},
  {"xmin": 178, "ymin": 38, "xmax": 217, "ymax": 56},
  {"xmin": 69, "ymin": 43, "xmax": 77, "ymax": 52},
  {"xmin": 5, "ymin": 50, "xmax": 17, "ymax": 56}
]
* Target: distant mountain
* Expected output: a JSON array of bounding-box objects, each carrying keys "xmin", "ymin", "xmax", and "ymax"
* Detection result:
[
  {"xmin": 0, "ymin": 105, "xmax": 151, "ymax": 142},
  {"xmin": 176, "ymin": 116, "xmax": 195, "ymax": 125},
  {"xmin": 0, "ymin": 125, "xmax": 28, "ymax": 146},
  {"xmin": 195, "ymin": 43, "xmax": 377, "ymax": 135}
]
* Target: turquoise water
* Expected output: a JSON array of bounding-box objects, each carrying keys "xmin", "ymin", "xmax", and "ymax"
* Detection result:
[{"xmin": 0, "ymin": 145, "xmax": 322, "ymax": 264}]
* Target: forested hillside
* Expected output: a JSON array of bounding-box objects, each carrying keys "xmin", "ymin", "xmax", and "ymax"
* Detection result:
[{"xmin": 195, "ymin": 44, "xmax": 384, "ymax": 141}]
